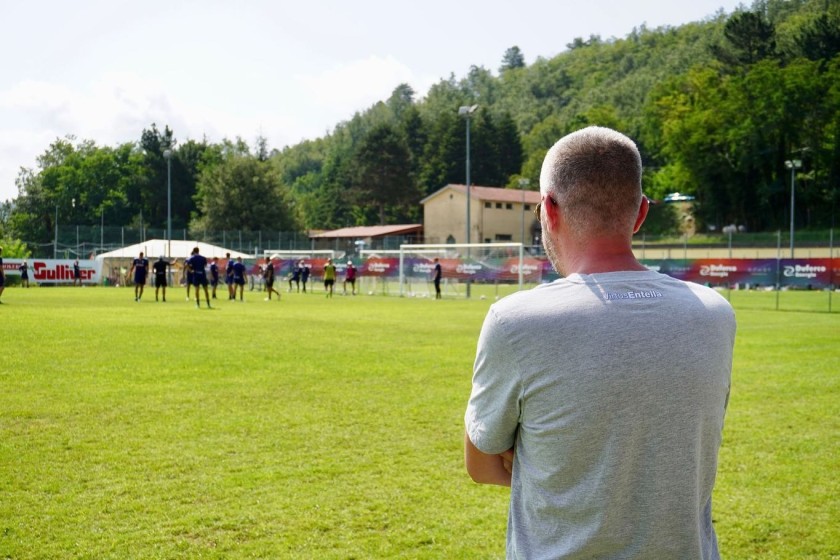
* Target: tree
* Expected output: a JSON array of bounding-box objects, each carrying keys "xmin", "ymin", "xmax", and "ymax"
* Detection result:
[
  {"xmin": 794, "ymin": 13, "xmax": 840, "ymax": 64},
  {"xmin": 350, "ymin": 123, "xmax": 418, "ymax": 224},
  {"xmin": 7, "ymin": 137, "xmax": 144, "ymax": 254},
  {"xmin": 711, "ymin": 10, "xmax": 778, "ymax": 68},
  {"xmin": 387, "ymin": 84, "xmax": 416, "ymax": 119},
  {"xmin": 193, "ymin": 144, "xmax": 294, "ymax": 232},
  {"xmin": 494, "ymin": 112, "xmax": 525, "ymax": 187},
  {"xmin": 137, "ymin": 124, "xmax": 177, "ymax": 229},
  {"xmin": 500, "ymin": 46, "xmax": 526, "ymax": 72}
]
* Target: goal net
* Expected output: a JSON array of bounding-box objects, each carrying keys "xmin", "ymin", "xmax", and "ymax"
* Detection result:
[
  {"xmin": 390, "ymin": 243, "xmax": 543, "ymax": 299},
  {"xmin": 262, "ymin": 249, "xmax": 337, "ymax": 277}
]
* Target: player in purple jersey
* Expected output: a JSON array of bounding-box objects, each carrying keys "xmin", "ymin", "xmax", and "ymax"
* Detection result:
[
  {"xmin": 225, "ymin": 252, "xmax": 235, "ymax": 300},
  {"xmin": 232, "ymin": 257, "xmax": 246, "ymax": 301},
  {"xmin": 187, "ymin": 247, "xmax": 211, "ymax": 309},
  {"xmin": 209, "ymin": 257, "xmax": 220, "ymax": 299},
  {"xmin": 129, "ymin": 252, "xmax": 149, "ymax": 302}
]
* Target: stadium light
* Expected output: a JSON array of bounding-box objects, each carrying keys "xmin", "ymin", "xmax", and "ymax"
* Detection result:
[
  {"xmin": 519, "ymin": 178, "xmax": 530, "ymax": 246},
  {"xmin": 163, "ymin": 149, "xmax": 173, "ymax": 259},
  {"xmin": 459, "ymin": 104, "xmax": 478, "ymax": 298},
  {"xmin": 54, "ymin": 204, "xmax": 58, "ymax": 259},
  {"xmin": 72, "ymin": 198, "xmax": 78, "ymax": 258},
  {"xmin": 785, "ymin": 158, "xmax": 802, "ymax": 258}
]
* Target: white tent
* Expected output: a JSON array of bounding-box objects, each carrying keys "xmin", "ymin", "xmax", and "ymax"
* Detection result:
[{"xmin": 96, "ymin": 239, "xmax": 251, "ymax": 260}]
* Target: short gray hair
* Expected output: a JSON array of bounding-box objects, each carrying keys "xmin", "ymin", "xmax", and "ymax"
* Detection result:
[{"xmin": 539, "ymin": 126, "xmax": 642, "ymax": 236}]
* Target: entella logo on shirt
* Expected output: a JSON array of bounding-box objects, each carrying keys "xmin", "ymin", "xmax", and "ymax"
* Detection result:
[{"xmin": 605, "ymin": 289, "xmax": 663, "ymax": 301}]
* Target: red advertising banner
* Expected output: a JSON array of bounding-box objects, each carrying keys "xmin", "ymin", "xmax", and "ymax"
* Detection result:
[{"xmin": 3, "ymin": 259, "xmax": 103, "ymax": 284}]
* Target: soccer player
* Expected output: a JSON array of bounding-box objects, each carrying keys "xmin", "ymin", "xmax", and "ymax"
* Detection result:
[
  {"xmin": 289, "ymin": 261, "xmax": 301, "ymax": 292},
  {"xmin": 343, "ymin": 260, "xmax": 357, "ymax": 295},
  {"xmin": 465, "ymin": 127, "xmax": 736, "ymax": 559},
  {"xmin": 184, "ymin": 256, "xmax": 195, "ymax": 300},
  {"xmin": 225, "ymin": 253, "xmax": 235, "ymax": 300},
  {"xmin": 73, "ymin": 260, "xmax": 82, "ymax": 286},
  {"xmin": 263, "ymin": 257, "xmax": 281, "ymax": 301},
  {"xmin": 232, "ymin": 256, "xmax": 246, "ymax": 301},
  {"xmin": 209, "ymin": 257, "xmax": 220, "ymax": 299},
  {"xmin": 129, "ymin": 252, "xmax": 149, "ymax": 302},
  {"xmin": 323, "ymin": 258, "xmax": 336, "ymax": 298},
  {"xmin": 152, "ymin": 255, "xmax": 172, "ymax": 302},
  {"xmin": 19, "ymin": 260, "xmax": 29, "ymax": 288},
  {"xmin": 300, "ymin": 261, "xmax": 310, "ymax": 293},
  {"xmin": 433, "ymin": 258, "xmax": 442, "ymax": 299},
  {"xmin": 187, "ymin": 247, "xmax": 211, "ymax": 308}
]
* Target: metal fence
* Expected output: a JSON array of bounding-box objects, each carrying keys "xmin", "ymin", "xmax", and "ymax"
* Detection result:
[{"xmin": 31, "ymin": 226, "xmax": 837, "ymax": 261}]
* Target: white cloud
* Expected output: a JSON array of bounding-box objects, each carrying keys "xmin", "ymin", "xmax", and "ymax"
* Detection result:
[{"xmin": 295, "ymin": 54, "xmax": 433, "ymax": 119}]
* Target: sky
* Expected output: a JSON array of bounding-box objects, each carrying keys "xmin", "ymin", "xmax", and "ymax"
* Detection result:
[{"xmin": 0, "ymin": 0, "xmax": 747, "ymax": 203}]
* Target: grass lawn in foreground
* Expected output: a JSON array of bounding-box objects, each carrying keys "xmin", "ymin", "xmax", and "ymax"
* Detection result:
[{"xmin": 0, "ymin": 286, "xmax": 837, "ymax": 559}]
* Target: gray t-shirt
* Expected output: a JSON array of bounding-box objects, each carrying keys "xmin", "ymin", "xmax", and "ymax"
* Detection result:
[{"xmin": 465, "ymin": 271, "xmax": 735, "ymax": 559}]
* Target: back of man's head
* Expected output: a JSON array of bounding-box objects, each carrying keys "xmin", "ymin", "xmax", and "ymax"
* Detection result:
[{"xmin": 540, "ymin": 126, "xmax": 642, "ymax": 237}]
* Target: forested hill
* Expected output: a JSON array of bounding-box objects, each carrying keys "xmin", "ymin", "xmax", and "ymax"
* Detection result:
[{"xmin": 5, "ymin": 0, "xmax": 840, "ymax": 252}]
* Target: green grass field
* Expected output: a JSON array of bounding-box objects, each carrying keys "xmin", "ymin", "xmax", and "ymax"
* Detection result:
[{"xmin": 0, "ymin": 286, "xmax": 837, "ymax": 559}]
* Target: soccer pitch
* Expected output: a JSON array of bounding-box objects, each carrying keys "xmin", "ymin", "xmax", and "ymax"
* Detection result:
[{"xmin": 0, "ymin": 287, "xmax": 837, "ymax": 559}]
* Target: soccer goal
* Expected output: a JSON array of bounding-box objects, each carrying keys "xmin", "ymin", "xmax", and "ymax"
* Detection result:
[
  {"xmin": 262, "ymin": 249, "xmax": 337, "ymax": 261},
  {"xmin": 397, "ymin": 243, "xmax": 533, "ymax": 298}
]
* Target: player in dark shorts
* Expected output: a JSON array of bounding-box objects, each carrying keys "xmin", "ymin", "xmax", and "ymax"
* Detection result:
[
  {"xmin": 187, "ymin": 247, "xmax": 211, "ymax": 309},
  {"xmin": 343, "ymin": 260, "xmax": 357, "ymax": 295},
  {"xmin": 301, "ymin": 261, "xmax": 310, "ymax": 293},
  {"xmin": 19, "ymin": 260, "xmax": 29, "ymax": 288},
  {"xmin": 185, "ymin": 259, "xmax": 195, "ymax": 300},
  {"xmin": 209, "ymin": 257, "xmax": 220, "ymax": 299},
  {"xmin": 323, "ymin": 258, "xmax": 336, "ymax": 298},
  {"xmin": 225, "ymin": 253, "xmax": 235, "ymax": 300},
  {"xmin": 232, "ymin": 256, "xmax": 247, "ymax": 301},
  {"xmin": 289, "ymin": 262, "xmax": 300, "ymax": 292},
  {"xmin": 433, "ymin": 257, "xmax": 442, "ymax": 299},
  {"xmin": 129, "ymin": 252, "xmax": 149, "ymax": 302},
  {"xmin": 263, "ymin": 258, "xmax": 281, "ymax": 301},
  {"xmin": 73, "ymin": 260, "xmax": 82, "ymax": 286},
  {"xmin": 152, "ymin": 255, "xmax": 172, "ymax": 302}
]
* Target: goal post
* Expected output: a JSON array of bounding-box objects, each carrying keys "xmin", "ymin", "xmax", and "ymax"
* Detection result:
[
  {"xmin": 262, "ymin": 249, "xmax": 337, "ymax": 277},
  {"xmin": 398, "ymin": 243, "xmax": 530, "ymax": 298}
]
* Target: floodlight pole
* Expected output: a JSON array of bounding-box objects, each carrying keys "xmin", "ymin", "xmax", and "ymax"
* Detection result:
[
  {"xmin": 519, "ymin": 178, "xmax": 530, "ymax": 246},
  {"xmin": 54, "ymin": 204, "xmax": 58, "ymax": 259},
  {"xmin": 459, "ymin": 104, "xmax": 478, "ymax": 298},
  {"xmin": 163, "ymin": 149, "xmax": 173, "ymax": 259},
  {"xmin": 785, "ymin": 158, "xmax": 802, "ymax": 258}
]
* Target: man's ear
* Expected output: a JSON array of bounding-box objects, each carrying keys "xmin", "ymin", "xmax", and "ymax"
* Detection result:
[
  {"xmin": 544, "ymin": 196, "xmax": 561, "ymax": 232},
  {"xmin": 632, "ymin": 196, "xmax": 650, "ymax": 234}
]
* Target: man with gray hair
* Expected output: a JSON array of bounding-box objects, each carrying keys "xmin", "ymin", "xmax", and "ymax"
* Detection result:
[{"xmin": 465, "ymin": 126, "xmax": 735, "ymax": 559}]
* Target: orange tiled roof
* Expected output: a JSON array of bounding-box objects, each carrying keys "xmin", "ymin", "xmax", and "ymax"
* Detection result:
[
  {"xmin": 422, "ymin": 184, "xmax": 540, "ymax": 205},
  {"xmin": 310, "ymin": 224, "xmax": 423, "ymax": 239}
]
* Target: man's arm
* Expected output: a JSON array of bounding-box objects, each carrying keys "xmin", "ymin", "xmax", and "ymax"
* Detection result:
[{"xmin": 464, "ymin": 431, "xmax": 513, "ymax": 487}]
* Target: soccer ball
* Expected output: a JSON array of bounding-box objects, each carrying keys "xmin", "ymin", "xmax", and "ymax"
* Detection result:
[
  {"xmin": 480, "ymin": 295, "xmax": 487, "ymax": 300},
  {"xmin": 368, "ymin": 291, "xmax": 374, "ymax": 296}
]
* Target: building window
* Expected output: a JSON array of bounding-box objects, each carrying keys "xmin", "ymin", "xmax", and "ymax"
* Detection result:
[
  {"xmin": 506, "ymin": 203, "xmax": 513, "ymax": 210},
  {"xmin": 524, "ymin": 204, "xmax": 531, "ymax": 211},
  {"xmin": 495, "ymin": 202, "xmax": 502, "ymax": 209},
  {"xmin": 484, "ymin": 202, "xmax": 491, "ymax": 208},
  {"xmin": 495, "ymin": 234, "xmax": 513, "ymax": 241}
]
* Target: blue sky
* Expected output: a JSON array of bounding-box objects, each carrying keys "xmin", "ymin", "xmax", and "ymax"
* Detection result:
[{"xmin": 0, "ymin": 0, "xmax": 746, "ymax": 202}]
